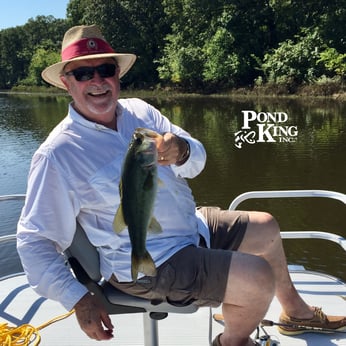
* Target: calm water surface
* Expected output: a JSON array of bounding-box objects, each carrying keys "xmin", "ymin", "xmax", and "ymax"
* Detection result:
[{"xmin": 0, "ymin": 93, "xmax": 345, "ymax": 281}]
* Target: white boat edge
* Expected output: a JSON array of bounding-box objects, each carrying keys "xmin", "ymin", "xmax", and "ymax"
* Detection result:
[{"xmin": 1, "ymin": 190, "xmax": 345, "ymax": 346}]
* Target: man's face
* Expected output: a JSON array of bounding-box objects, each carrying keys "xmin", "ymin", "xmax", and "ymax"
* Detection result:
[{"xmin": 60, "ymin": 58, "xmax": 120, "ymax": 128}]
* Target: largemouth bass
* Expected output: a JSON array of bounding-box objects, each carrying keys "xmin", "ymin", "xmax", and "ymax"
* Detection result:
[{"xmin": 113, "ymin": 128, "xmax": 162, "ymax": 281}]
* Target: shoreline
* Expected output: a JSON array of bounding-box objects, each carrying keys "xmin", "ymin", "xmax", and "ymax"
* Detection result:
[{"xmin": 1, "ymin": 88, "xmax": 345, "ymax": 102}]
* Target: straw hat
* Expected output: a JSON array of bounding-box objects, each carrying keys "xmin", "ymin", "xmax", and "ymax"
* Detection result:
[{"xmin": 41, "ymin": 24, "xmax": 137, "ymax": 90}]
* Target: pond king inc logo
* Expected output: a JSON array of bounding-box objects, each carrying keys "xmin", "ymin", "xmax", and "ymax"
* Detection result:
[{"xmin": 234, "ymin": 110, "xmax": 298, "ymax": 149}]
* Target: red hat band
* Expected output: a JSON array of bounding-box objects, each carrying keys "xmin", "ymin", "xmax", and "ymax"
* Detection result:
[{"xmin": 62, "ymin": 38, "xmax": 115, "ymax": 61}]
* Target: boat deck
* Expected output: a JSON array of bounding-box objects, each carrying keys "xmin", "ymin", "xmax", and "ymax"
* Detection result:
[
  {"xmin": 1, "ymin": 269, "xmax": 345, "ymax": 345},
  {"xmin": 1, "ymin": 190, "xmax": 345, "ymax": 345}
]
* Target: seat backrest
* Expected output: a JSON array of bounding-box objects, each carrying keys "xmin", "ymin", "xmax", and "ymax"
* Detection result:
[{"xmin": 64, "ymin": 221, "xmax": 102, "ymax": 283}]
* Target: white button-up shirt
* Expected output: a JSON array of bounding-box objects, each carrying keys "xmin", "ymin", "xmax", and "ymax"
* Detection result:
[{"xmin": 17, "ymin": 98, "xmax": 208, "ymax": 311}]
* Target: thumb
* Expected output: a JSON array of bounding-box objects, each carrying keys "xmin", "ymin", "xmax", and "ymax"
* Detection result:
[{"xmin": 155, "ymin": 133, "xmax": 165, "ymax": 152}]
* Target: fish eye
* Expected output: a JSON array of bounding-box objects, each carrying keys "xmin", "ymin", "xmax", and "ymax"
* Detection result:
[{"xmin": 134, "ymin": 134, "xmax": 143, "ymax": 145}]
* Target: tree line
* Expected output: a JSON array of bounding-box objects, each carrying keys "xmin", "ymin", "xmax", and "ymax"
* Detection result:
[{"xmin": 0, "ymin": 0, "xmax": 345, "ymax": 94}]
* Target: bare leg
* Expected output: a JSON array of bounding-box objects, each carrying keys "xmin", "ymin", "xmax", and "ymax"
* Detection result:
[
  {"xmin": 217, "ymin": 211, "xmax": 333, "ymax": 345},
  {"xmin": 238, "ymin": 212, "xmax": 314, "ymax": 319},
  {"xmin": 220, "ymin": 251, "xmax": 275, "ymax": 346}
]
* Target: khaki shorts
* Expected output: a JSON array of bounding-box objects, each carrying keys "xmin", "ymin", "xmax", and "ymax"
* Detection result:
[{"xmin": 109, "ymin": 207, "xmax": 249, "ymax": 307}]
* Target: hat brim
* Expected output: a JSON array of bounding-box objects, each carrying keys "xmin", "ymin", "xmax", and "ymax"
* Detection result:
[{"xmin": 41, "ymin": 53, "xmax": 137, "ymax": 89}]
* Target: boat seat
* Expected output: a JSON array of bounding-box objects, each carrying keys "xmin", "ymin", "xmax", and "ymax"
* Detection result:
[{"xmin": 63, "ymin": 221, "xmax": 198, "ymax": 346}]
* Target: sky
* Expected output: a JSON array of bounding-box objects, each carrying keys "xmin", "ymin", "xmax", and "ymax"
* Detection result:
[{"xmin": 0, "ymin": 0, "xmax": 69, "ymax": 30}]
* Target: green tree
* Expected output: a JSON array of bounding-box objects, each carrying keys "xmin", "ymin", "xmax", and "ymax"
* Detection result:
[
  {"xmin": 269, "ymin": 0, "xmax": 346, "ymax": 52},
  {"xmin": 319, "ymin": 3, "xmax": 346, "ymax": 53},
  {"xmin": 0, "ymin": 16, "xmax": 67, "ymax": 89},
  {"xmin": 67, "ymin": 0, "xmax": 169, "ymax": 87},
  {"xmin": 159, "ymin": 0, "xmax": 276, "ymax": 91},
  {"xmin": 22, "ymin": 46, "xmax": 60, "ymax": 86},
  {"xmin": 66, "ymin": 0, "xmax": 91, "ymax": 24},
  {"xmin": 0, "ymin": 27, "xmax": 26, "ymax": 88},
  {"xmin": 261, "ymin": 28, "xmax": 323, "ymax": 89},
  {"xmin": 318, "ymin": 48, "xmax": 346, "ymax": 79},
  {"xmin": 158, "ymin": 0, "xmax": 216, "ymax": 89},
  {"xmin": 1, "ymin": 0, "xmax": 345, "ymax": 91},
  {"xmin": 203, "ymin": 27, "xmax": 239, "ymax": 86}
]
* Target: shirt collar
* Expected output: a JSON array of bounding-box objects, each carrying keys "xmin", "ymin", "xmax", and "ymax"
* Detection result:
[{"xmin": 67, "ymin": 102, "xmax": 123, "ymax": 131}]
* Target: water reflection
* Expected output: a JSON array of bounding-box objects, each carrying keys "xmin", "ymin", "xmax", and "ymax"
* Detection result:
[
  {"xmin": 148, "ymin": 96, "xmax": 346, "ymax": 200},
  {"xmin": 0, "ymin": 93, "xmax": 70, "ymax": 138},
  {"xmin": 0, "ymin": 93, "xmax": 345, "ymax": 280},
  {"xmin": 149, "ymin": 96, "xmax": 346, "ymax": 280},
  {"xmin": 0, "ymin": 94, "xmax": 71, "ymax": 194}
]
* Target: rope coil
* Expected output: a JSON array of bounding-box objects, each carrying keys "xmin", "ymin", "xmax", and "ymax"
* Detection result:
[{"xmin": 0, "ymin": 310, "xmax": 75, "ymax": 345}]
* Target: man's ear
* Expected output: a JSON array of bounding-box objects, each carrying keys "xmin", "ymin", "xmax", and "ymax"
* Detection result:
[{"xmin": 60, "ymin": 75, "xmax": 70, "ymax": 92}]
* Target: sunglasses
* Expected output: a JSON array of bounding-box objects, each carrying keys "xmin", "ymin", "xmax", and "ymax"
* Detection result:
[{"xmin": 64, "ymin": 63, "xmax": 117, "ymax": 82}]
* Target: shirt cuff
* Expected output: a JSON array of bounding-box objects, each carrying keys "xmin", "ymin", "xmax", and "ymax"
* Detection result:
[
  {"xmin": 60, "ymin": 281, "xmax": 89, "ymax": 311},
  {"xmin": 172, "ymin": 136, "xmax": 206, "ymax": 178}
]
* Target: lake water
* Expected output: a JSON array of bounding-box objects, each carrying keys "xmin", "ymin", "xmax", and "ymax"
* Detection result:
[{"xmin": 0, "ymin": 92, "xmax": 345, "ymax": 281}]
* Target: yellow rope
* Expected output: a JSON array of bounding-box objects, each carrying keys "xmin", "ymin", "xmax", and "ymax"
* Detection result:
[{"xmin": 0, "ymin": 310, "xmax": 75, "ymax": 345}]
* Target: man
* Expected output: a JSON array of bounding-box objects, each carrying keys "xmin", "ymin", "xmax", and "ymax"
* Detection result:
[{"xmin": 17, "ymin": 25, "xmax": 346, "ymax": 346}]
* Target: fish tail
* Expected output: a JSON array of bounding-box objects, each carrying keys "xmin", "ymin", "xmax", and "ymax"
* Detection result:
[{"xmin": 131, "ymin": 251, "xmax": 157, "ymax": 281}]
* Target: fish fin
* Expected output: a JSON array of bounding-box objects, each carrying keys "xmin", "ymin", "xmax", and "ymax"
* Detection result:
[
  {"xmin": 148, "ymin": 217, "xmax": 162, "ymax": 234},
  {"xmin": 113, "ymin": 204, "xmax": 127, "ymax": 234},
  {"xmin": 132, "ymin": 251, "xmax": 156, "ymax": 281}
]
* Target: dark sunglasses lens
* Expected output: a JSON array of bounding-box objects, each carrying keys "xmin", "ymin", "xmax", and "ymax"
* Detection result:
[
  {"xmin": 73, "ymin": 67, "xmax": 95, "ymax": 81},
  {"xmin": 70, "ymin": 64, "xmax": 116, "ymax": 81},
  {"xmin": 97, "ymin": 64, "xmax": 116, "ymax": 78}
]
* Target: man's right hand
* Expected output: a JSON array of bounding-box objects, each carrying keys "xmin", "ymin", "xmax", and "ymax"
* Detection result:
[{"xmin": 74, "ymin": 292, "xmax": 114, "ymax": 340}]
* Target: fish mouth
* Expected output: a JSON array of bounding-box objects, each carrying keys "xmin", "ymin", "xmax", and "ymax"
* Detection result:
[
  {"xmin": 135, "ymin": 128, "xmax": 160, "ymax": 139},
  {"xmin": 142, "ymin": 163, "xmax": 156, "ymax": 170}
]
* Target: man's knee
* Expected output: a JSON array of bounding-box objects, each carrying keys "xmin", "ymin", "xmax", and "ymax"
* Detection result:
[
  {"xmin": 259, "ymin": 211, "xmax": 279, "ymax": 228},
  {"xmin": 250, "ymin": 255, "xmax": 275, "ymax": 297},
  {"xmin": 225, "ymin": 253, "xmax": 275, "ymax": 304},
  {"xmin": 248, "ymin": 211, "xmax": 280, "ymax": 238}
]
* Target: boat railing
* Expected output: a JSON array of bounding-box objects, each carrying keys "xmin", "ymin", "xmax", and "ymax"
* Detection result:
[
  {"xmin": 0, "ymin": 234, "xmax": 17, "ymax": 243},
  {"xmin": 228, "ymin": 189, "xmax": 346, "ymax": 252},
  {"xmin": 0, "ymin": 194, "xmax": 26, "ymax": 202},
  {"xmin": 229, "ymin": 189, "xmax": 346, "ymax": 210},
  {"xmin": 0, "ymin": 194, "xmax": 26, "ymax": 245},
  {"xmin": 1, "ymin": 190, "xmax": 345, "ymax": 250}
]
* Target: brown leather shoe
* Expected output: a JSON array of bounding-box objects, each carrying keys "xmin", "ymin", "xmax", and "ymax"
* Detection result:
[{"xmin": 278, "ymin": 307, "xmax": 346, "ymax": 335}]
